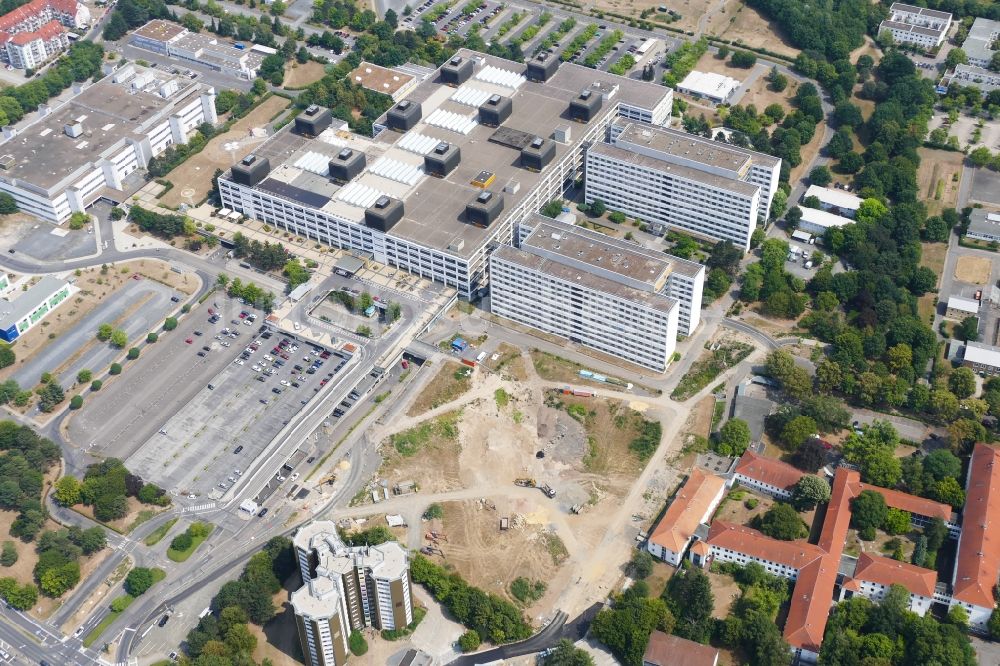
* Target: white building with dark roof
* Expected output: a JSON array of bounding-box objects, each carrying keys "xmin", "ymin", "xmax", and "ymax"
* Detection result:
[
  {"xmin": 967, "ymin": 208, "xmax": 1000, "ymax": 242},
  {"xmin": 879, "ymin": 3, "xmax": 952, "ymax": 47},
  {"xmin": 676, "ymin": 70, "xmax": 741, "ymax": 104}
]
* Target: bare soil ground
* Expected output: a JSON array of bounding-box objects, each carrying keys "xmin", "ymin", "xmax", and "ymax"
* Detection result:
[
  {"xmin": 434, "ymin": 498, "xmax": 566, "ymax": 609},
  {"xmin": 284, "ymin": 61, "xmax": 327, "ymax": 89},
  {"xmin": 706, "ymin": 570, "xmax": 742, "ymax": 619},
  {"xmin": 918, "ymin": 242, "xmax": 948, "ymax": 321},
  {"xmin": 483, "ymin": 343, "xmax": 530, "ymax": 382},
  {"xmin": 0, "ymin": 260, "xmax": 197, "ymax": 385},
  {"xmin": 379, "ymin": 410, "xmax": 464, "ymax": 494},
  {"xmin": 917, "ymin": 147, "xmax": 964, "ymax": 216},
  {"xmin": 701, "ymin": 0, "xmax": 799, "ymax": 58},
  {"xmin": 72, "ymin": 497, "xmax": 168, "ymax": 535},
  {"xmin": 955, "ymin": 255, "xmax": 992, "ymax": 284},
  {"xmin": 713, "ymin": 487, "xmax": 775, "ymax": 524},
  {"xmin": 740, "ymin": 73, "xmax": 797, "ymax": 115},
  {"xmin": 160, "ymin": 96, "xmax": 291, "ymax": 207},
  {"xmin": 406, "ymin": 362, "xmax": 472, "ymax": 417},
  {"xmin": 529, "ymin": 349, "xmax": 640, "ymax": 391},
  {"xmin": 59, "ymin": 556, "xmax": 130, "ymax": 633}
]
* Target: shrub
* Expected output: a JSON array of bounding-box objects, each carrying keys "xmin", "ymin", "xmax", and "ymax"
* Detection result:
[
  {"xmin": 109, "ymin": 363, "xmax": 122, "ymax": 375},
  {"xmin": 127, "ymin": 348, "xmax": 140, "ymax": 360},
  {"xmin": 348, "ymin": 630, "xmax": 368, "ymax": 656},
  {"xmin": 423, "ymin": 503, "xmax": 443, "ymax": 520},
  {"xmin": 510, "ymin": 577, "xmax": 547, "ymax": 604},
  {"xmin": 76, "ymin": 369, "xmax": 92, "ymax": 384},
  {"xmin": 163, "ymin": 317, "xmax": 178, "ymax": 331},
  {"xmin": 0, "ymin": 542, "xmax": 16, "ymax": 567},
  {"xmin": 69, "ymin": 395, "xmax": 83, "ymax": 410},
  {"xmin": 458, "ymin": 630, "xmax": 481, "ymax": 652},
  {"xmin": 125, "ymin": 567, "xmax": 155, "ymax": 596},
  {"xmin": 170, "ymin": 533, "xmax": 193, "ymax": 551},
  {"xmin": 146, "ymin": 332, "xmax": 158, "ymax": 343}
]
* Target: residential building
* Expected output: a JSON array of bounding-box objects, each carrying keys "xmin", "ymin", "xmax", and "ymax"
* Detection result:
[
  {"xmin": 943, "ymin": 63, "xmax": 1000, "ymax": 96},
  {"xmin": 585, "ymin": 121, "xmax": 781, "ymax": 250},
  {"xmin": 797, "ymin": 206, "xmax": 853, "ymax": 236},
  {"xmin": 0, "ymin": 275, "xmax": 72, "ymax": 342},
  {"xmin": 676, "ymin": 70, "xmax": 740, "ymax": 104},
  {"xmin": 700, "ymin": 520, "xmax": 827, "ymax": 578},
  {"xmin": 0, "ymin": 0, "xmax": 89, "ymax": 69},
  {"xmin": 217, "ymin": 49, "xmax": 673, "ymax": 300},
  {"xmin": 841, "ymin": 553, "xmax": 937, "ymax": 616},
  {"xmin": 951, "ymin": 443, "xmax": 1000, "ymax": 629},
  {"xmin": 647, "ymin": 468, "xmax": 726, "ymax": 565},
  {"xmin": 730, "ymin": 449, "xmax": 806, "ymax": 500},
  {"xmin": 293, "ymin": 521, "xmax": 413, "ymax": 634},
  {"xmin": 292, "ymin": 577, "xmax": 352, "ymax": 666},
  {"xmin": 0, "ymin": 62, "xmax": 217, "ymax": 223},
  {"xmin": 642, "ymin": 630, "xmax": 719, "ymax": 666},
  {"xmin": 879, "ymin": 3, "xmax": 953, "ymax": 47},
  {"xmin": 960, "ymin": 17, "xmax": 1000, "ymax": 67},
  {"xmin": 803, "ymin": 184, "xmax": 862, "ymax": 218},
  {"xmin": 349, "ymin": 61, "xmax": 418, "ymax": 101},
  {"xmin": 129, "ymin": 19, "xmax": 265, "ymax": 80},
  {"xmin": 960, "ymin": 341, "xmax": 1000, "ymax": 376},
  {"xmin": 490, "ymin": 219, "xmax": 704, "ymax": 369},
  {"xmin": 945, "ymin": 295, "xmax": 980, "ymax": 320},
  {"xmin": 966, "ymin": 208, "xmax": 1000, "ymax": 242}
]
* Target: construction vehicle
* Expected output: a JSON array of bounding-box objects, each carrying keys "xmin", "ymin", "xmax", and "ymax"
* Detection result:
[
  {"xmin": 315, "ymin": 472, "xmax": 337, "ymax": 486},
  {"xmin": 426, "ymin": 531, "xmax": 448, "ymax": 542},
  {"xmin": 500, "ymin": 517, "xmax": 509, "ymax": 530},
  {"xmin": 515, "ymin": 478, "xmax": 537, "ymax": 488},
  {"xmin": 540, "ymin": 484, "xmax": 556, "ymax": 498},
  {"xmin": 570, "ymin": 504, "xmax": 582, "ymax": 514}
]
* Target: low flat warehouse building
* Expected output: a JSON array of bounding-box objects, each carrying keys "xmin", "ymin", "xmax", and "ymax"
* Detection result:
[
  {"xmin": 490, "ymin": 220, "xmax": 703, "ymax": 370},
  {"xmin": 129, "ymin": 19, "xmax": 265, "ymax": 80},
  {"xmin": 966, "ymin": 208, "xmax": 1000, "ymax": 242},
  {"xmin": 945, "ymin": 295, "xmax": 979, "ymax": 320},
  {"xmin": 0, "ymin": 275, "xmax": 72, "ymax": 342},
  {"xmin": 0, "ymin": 62, "xmax": 217, "ymax": 223},
  {"xmin": 217, "ymin": 49, "xmax": 672, "ymax": 300},
  {"xmin": 586, "ymin": 120, "xmax": 780, "ymax": 250}
]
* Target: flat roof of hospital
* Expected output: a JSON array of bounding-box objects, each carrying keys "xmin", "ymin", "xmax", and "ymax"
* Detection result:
[
  {"xmin": 523, "ymin": 218, "xmax": 703, "ymax": 287},
  {"xmin": 349, "ymin": 61, "xmax": 415, "ymax": 97},
  {"xmin": 131, "ymin": 18, "xmax": 186, "ymax": 43},
  {"xmin": 0, "ymin": 64, "xmax": 209, "ymax": 193},
  {"xmin": 225, "ymin": 49, "xmax": 671, "ymax": 259},
  {"xmin": 493, "ymin": 244, "xmax": 679, "ymax": 313}
]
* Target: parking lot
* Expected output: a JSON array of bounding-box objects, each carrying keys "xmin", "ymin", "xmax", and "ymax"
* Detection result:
[
  {"xmin": 122, "ymin": 309, "xmax": 356, "ymax": 499},
  {"xmin": 12, "ymin": 278, "xmax": 179, "ymax": 389}
]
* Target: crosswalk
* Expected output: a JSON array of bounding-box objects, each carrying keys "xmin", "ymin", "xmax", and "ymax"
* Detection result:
[{"xmin": 183, "ymin": 502, "xmax": 216, "ymax": 513}]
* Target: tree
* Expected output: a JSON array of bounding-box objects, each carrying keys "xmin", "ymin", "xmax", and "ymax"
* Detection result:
[
  {"xmin": 730, "ymin": 50, "xmax": 757, "ymax": 68},
  {"xmin": 946, "ymin": 48, "xmax": 968, "ymax": 69},
  {"xmin": 110, "ymin": 329, "xmax": 127, "ymax": 348},
  {"xmin": 593, "ymin": 591, "xmax": 674, "ymax": 665},
  {"xmin": 127, "ymin": 348, "xmax": 140, "ymax": 360},
  {"xmin": 792, "ymin": 438, "xmax": 828, "ymax": 472},
  {"xmin": 171, "ymin": 532, "xmax": 193, "ymax": 551},
  {"xmin": 458, "ymin": 630, "xmax": 481, "ymax": 652},
  {"xmin": 0, "ymin": 345, "xmax": 14, "ymax": 369},
  {"xmin": 125, "ymin": 567, "xmax": 155, "ymax": 596},
  {"xmin": 0, "ymin": 542, "xmax": 16, "ymax": 567},
  {"xmin": 109, "ymin": 363, "xmax": 122, "ymax": 376},
  {"xmin": 348, "ymin": 630, "xmax": 368, "ymax": 656},
  {"xmin": 923, "ymin": 449, "xmax": 961, "ymax": 482},
  {"xmin": 146, "ymin": 332, "xmax": 158, "ymax": 344},
  {"xmin": 809, "ymin": 165, "xmax": 832, "ymax": 186},
  {"xmin": 630, "ymin": 549, "xmax": 654, "ymax": 579},
  {"xmin": 883, "ymin": 508, "xmax": 911, "ymax": 536},
  {"xmin": 69, "ymin": 395, "xmax": 83, "ymax": 410},
  {"xmin": 37, "ymin": 382, "xmax": 64, "ymax": 413},
  {"xmin": 792, "ymin": 475, "xmax": 830, "ymax": 510},
  {"xmin": 663, "ymin": 566, "xmax": 713, "ymax": 643},
  {"xmin": 589, "ymin": 198, "xmax": 606, "ymax": 216},
  {"xmin": 0, "ymin": 193, "xmax": 17, "ymax": 215},
  {"xmin": 163, "ymin": 317, "xmax": 178, "ymax": 331},
  {"xmin": 544, "ymin": 638, "xmax": 595, "ymax": 666},
  {"xmin": 957, "ymin": 316, "xmax": 980, "ymax": 342},
  {"xmin": 53, "ymin": 476, "xmax": 80, "ymax": 506},
  {"xmin": 780, "ymin": 416, "xmax": 817, "ymax": 450},
  {"xmin": 96, "ymin": 323, "xmax": 113, "ymax": 342},
  {"xmin": 755, "ymin": 503, "xmax": 807, "ymax": 540},
  {"xmin": 851, "ymin": 490, "xmax": 887, "ymax": 540},
  {"xmin": 949, "ymin": 367, "xmax": 977, "ymax": 399},
  {"xmin": 931, "ymin": 476, "xmax": 966, "ymax": 508},
  {"xmin": 716, "ymin": 418, "xmax": 751, "ymax": 456}
]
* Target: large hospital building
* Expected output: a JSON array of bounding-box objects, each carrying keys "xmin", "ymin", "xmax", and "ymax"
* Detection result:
[{"xmin": 0, "ymin": 61, "xmax": 217, "ymax": 223}]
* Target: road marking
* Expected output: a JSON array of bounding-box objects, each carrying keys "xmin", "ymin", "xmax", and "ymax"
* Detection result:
[{"xmin": 183, "ymin": 502, "xmax": 217, "ymax": 513}]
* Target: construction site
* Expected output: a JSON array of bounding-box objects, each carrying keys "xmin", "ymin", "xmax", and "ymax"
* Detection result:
[{"xmin": 339, "ymin": 348, "xmax": 682, "ymax": 612}]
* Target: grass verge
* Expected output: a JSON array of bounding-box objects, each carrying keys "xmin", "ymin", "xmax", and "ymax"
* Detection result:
[
  {"xmin": 166, "ymin": 525, "xmax": 213, "ymax": 562},
  {"xmin": 143, "ymin": 518, "xmax": 178, "ymax": 547}
]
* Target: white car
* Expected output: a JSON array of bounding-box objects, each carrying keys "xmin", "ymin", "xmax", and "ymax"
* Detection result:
[
  {"xmin": 234, "ymin": 469, "xmax": 241, "ymax": 476},
  {"xmin": 276, "ymin": 474, "xmax": 286, "ymax": 482},
  {"xmin": 244, "ymin": 319, "xmax": 253, "ymax": 326},
  {"xmin": 220, "ymin": 341, "xmax": 231, "ymax": 347},
  {"xmin": 268, "ymin": 368, "xmax": 277, "ymax": 375},
  {"xmin": 245, "ymin": 347, "xmax": 255, "ymax": 353},
  {"xmin": 280, "ymin": 380, "xmax": 290, "ymax": 386},
  {"xmin": 233, "ymin": 359, "xmax": 245, "ymax": 365},
  {"xmin": 263, "ymin": 355, "xmax": 274, "ymax": 362},
  {"xmin": 293, "ymin": 322, "xmax": 302, "ymax": 330},
  {"xmin": 290, "ymin": 472, "xmax": 300, "ymax": 481},
  {"xmin": 252, "ymin": 365, "xmax": 262, "ymax": 372}
]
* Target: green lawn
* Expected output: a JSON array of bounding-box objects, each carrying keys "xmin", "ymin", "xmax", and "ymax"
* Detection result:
[
  {"xmin": 167, "ymin": 525, "xmax": 214, "ymax": 562},
  {"xmin": 83, "ymin": 594, "xmax": 134, "ymax": 647},
  {"xmin": 144, "ymin": 518, "xmax": 178, "ymax": 547}
]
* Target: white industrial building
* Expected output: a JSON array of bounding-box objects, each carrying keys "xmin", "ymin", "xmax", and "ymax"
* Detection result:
[
  {"xmin": 217, "ymin": 49, "xmax": 673, "ymax": 300},
  {"xmin": 945, "ymin": 295, "xmax": 980, "ymax": 319},
  {"xmin": 676, "ymin": 70, "xmax": 741, "ymax": 104},
  {"xmin": 966, "ymin": 208, "xmax": 1000, "ymax": 242},
  {"xmin": 490, "ymin": 219, "xmax": 703, "ymax": 370},
  {"xmin": 129, "ymin": 19, "xmax": 266, "ymax": 80},
  {"xmin": 797, "ymin": 206, "xmax": 853, "ymax": 236},
  {"xmin": 879, "ymin": 3, "xmax": 952, "ymax": 47},
  {"xmin": 0, "ymin": 62, "xmax": 217, "ymax": 223},
  {"xmin": 959, "ymin": 17, "xmax": 999, "ymax": 67},
  {"xmin": 585, "ymin": 121, "xmax": 781, "ymax": 250},
  {"xmin": 803, "ymin": 184, "xmax": 862, "ymax": 218}
]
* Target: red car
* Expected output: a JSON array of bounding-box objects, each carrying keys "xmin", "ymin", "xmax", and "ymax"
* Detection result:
[
  {"xmin": 280, "ymin": 353, "xmax": 289, "ymax": 359},
  {"xmin": 185, "ymin": 338, "xmax": 193, "ymax": 344},
  {"xmin": 320, "ymin": 379, "xmax": 328, "ymax": 386},
  {"xmin": 239, "ymin": 313, "xmax": 247, "ymax": 319},
  {"xmin": 208, "ymin": 308, "xmax": 215, "ymax": 315}
]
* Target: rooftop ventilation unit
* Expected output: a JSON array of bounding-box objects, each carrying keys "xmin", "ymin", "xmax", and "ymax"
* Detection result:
[
  {"xmin": 478, "ymin": 94, "xmax": 512, "ymax": 127},
  {"xmin": 520, "ymin": 136, "xmax": 554, "ymax": 172},
  {"xmin": 64, "ymin": 123, "xmax": 83, "ymax": 138},
  {"xmin": 364, "ymin": 195, "xmax": 404, "ymax": 232},
  {"xmin": 474, "ymin": 65, "xmax": 526, "ymax": 90},
  {"xmin": 294, "ymin": 106, "xmax": 332, "ymax": 137},
  {"xmin": 526, "ymin": 52, "xmax": 559, "ymax": 82},
  {"xmin": 369, "ymin": 156, "xmax": 423, "ymax": 186},
  {"xmin": 465, "ymin": 189, "xmax": 504, "ymax": 228},
  {"xmin": 450, "ymin": 85, "xmax": 493, "ymax": 108},
  {"xmin": 328, "ymin": 148, "xmax": 366, "ymax": 183},
  {"xmin": 386, "ymin": 100, "xmax": 422, "ymax": 132},
  {"xmin": 424, "ymin": 142, "xmax": 460, "ymax": 177},
  {"xmin": 231, "ymin": 154, "xmax": 270, "ymax": 187},
  {"xmin": 569, "ymin": 89, "xmax": 602, "ymax": 123},
  {"xmin": 441, "ymin": 55, "xmax": 474, "ymax": 87}
]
